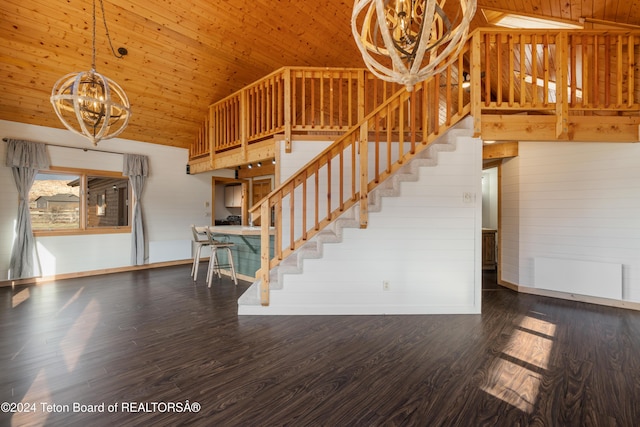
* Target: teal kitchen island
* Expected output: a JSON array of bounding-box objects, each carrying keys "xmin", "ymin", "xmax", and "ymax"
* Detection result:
[{"xmin": 209, "ymin": 226, "xmax": 275, "ymax": 281}]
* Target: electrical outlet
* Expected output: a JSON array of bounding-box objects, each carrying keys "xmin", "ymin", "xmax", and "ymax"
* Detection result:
[{"xmin": 383, "ymin": 280, "xmax": 390, "ymax": 291}]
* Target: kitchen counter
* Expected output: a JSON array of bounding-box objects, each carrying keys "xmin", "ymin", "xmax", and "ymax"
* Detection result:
[
  {"xmin": 200, "ymin": 225, "xmax": 275, "ymax": 280},
  {"xmin": 209, "ymin": 225, "xmax": 275, "ymax": 236}
]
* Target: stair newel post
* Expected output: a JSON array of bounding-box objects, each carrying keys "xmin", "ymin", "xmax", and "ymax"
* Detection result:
[
  {"xmin": 359, "ymin": 122, "xmax": 369, "ymax": 228},
  {"xmin": 260, "ymin": 199, "xmax": 272, "ymax": 306}
]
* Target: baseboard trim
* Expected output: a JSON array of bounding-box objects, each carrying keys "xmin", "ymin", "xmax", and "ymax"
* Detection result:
[
  {"xmin": 1, "ymin": 260, "xmax": 258, "ymax": 288},
  {"xmin": 498, "ymin": 278, "xmax": 640, "ymax": 312},
  {"xmin": 0, "ymin": 259, "xmax": 193, "ymax": 288}
]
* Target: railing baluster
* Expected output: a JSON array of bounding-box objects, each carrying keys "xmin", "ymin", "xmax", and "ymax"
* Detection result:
[
  {"xmin": 311, "ymin": 72, "xmax": 316, "ymax": 127},
  {"xmin": 519, "ymin": 35, "xmax": 526, "ymax": 107},
  {"xmin": 532, "ymin": 34, "xmax": 538, "ymax": 107},
  {"xmin": 605, "ymin": 34, "xmax": 611, "ymax": 108},
  {"xmin": 593, "ymin": 34, "xmax": 601, "ymax": 107},
  {"xmin": 410, "ymin": 90, "xmax": 416, "ymax": 154},
  {"xmin": 329, "ymin": 73, "xmax": 334, "ymax": 129},
  {"xmin": 508, "ymin": 34, "xmax": 514, "ymax": 107},
  {"xmin": 291, "ymin": 70, "xmax": 297, "ymax": 131},
  {"xmin": 302, "ymin": 71, "xmax": 307, "ymax": 128},
  {"xmin": 445, "ymin": 65, "xmax": 452, "ymax": 125},
  {"xmin": 302, "ymin": 170, "xmax": 307, "ymax": 240},
  {"xmin": 326, "ymin": 153, "xmax": 332, "ymax": 221},
  {"xmin": 617, "ymin": 35, "xmax": 623, "ymax": 108},
  {"xmin": 629, "ymin": 35, "xmax": 635, "ymax": 107},
  {"xmin": 375, "ymin": 113, "xmax": 380, "ymax": 183},
  {"xmin": 386, "ymin": 107, "xmax": 392, "ymax": 173},
  {"xmin": 458, "ymin": 52, "xmax": 464, "ymax": 117},
  {"xmin": 432, "ymin": 79, "xmax": 440, "ymax": 136},
  {"xmin": 484, "ymin": 32, "xmax": 491, "ymax": 107},
  {"xmin": 338, "ymin": 72, "xmax": 343, "ymax": 128},
  {"xmin": 583, "ymin": 34, "xmax": 589, "ymax": 107},
  {"xmin": 496, "ymin": 33, "xmax": 503, "ymax": 107},
  {"xmin": 351, "ymin": 136, "xmax": 357, "ymax": 200},
  {"xmin": 289, "ymin": 181, "xmax": 295, "ymax": 251},
  {"xmin": 339, "ymin": 144, "xmax": 344, "ymax": 211},
  {"xmin": 314, "ymin": 164, "xmax": 319, "ymax": 231}
]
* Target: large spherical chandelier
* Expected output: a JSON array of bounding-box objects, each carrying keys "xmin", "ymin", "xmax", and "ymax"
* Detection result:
[
  {"xmin": 352, "ymin": 0, "xmax": 477, "ymax": 91},
  {"xmin": 50, "ymin": 0, "xmax": 131, "ymax": 145}
]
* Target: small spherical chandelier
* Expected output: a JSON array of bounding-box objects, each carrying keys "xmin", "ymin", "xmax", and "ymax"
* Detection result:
[
  {"xmin": 50, "ymin": 0, "xmax": 131, "ymax": 145},
  {"xmin": 352, "ymin": 0, "xmax": 477, "ymax": 91}
]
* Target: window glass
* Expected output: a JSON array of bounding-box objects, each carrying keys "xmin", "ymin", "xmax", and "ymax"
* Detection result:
[
  {"xmin": 30, "ymin": 172, "xmax": 81, "ymax": 230},
  {"xmin": 28, "ymin": 170, "xmax": 130, "ymax": 233},
  {"xmin": 87, "ymin": 176, "xmax": 129, "ymax": 227}
]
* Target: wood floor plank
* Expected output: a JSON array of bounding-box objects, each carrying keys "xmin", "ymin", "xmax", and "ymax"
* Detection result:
[{"xmin": 1, "ymin": 267, "xmax": 640, "ymax": 426}]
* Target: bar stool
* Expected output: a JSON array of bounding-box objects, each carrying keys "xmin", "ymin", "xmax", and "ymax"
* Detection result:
[
  {"xmin": 190, "ymin": 224, "xmax": 210, "ymax": 281},
  {"xmin": 205, "ymin": 228, "xmax": 238, "ymax": 288}
]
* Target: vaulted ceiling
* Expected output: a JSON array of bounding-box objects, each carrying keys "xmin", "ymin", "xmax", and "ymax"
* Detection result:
[{"xmin": 1, "ymin": 0, "xmax": 637, "ymax": 149}]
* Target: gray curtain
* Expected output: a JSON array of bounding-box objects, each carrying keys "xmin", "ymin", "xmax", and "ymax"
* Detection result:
[
  {"xmin": 123, "ymin": 154, "xmax": 149, "ymax": 265},
  {"xmin": 5, "ymin": 139, "xmax": 50, "ymax": 279}
]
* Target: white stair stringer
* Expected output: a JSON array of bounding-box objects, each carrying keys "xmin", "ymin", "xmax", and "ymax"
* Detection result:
[
  {"xmin": 237, "ymin": 206, "xmax": 361, "ymax": 306},
  {"xmin": 368, "ymin": 129, "xmax": 466, "ymax": 213},
  {"xmin": 238, "ymin": 116, "xmax": 477, "ymax": 313}
]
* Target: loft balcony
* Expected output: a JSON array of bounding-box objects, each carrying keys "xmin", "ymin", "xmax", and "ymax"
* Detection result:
[{"xmin": 189, "ymin": 28, "xmax": 640, "ymax": 176}]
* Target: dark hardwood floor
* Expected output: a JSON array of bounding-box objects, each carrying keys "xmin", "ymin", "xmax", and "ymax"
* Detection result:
[{"xmin": 1, "ymin": 266, "xmax": 639, "ymax": 426}]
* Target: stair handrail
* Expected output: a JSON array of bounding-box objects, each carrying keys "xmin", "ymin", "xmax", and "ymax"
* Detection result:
[{"xmin": 250, "ymin": 42, "xmax": 472, "ymax": 305}]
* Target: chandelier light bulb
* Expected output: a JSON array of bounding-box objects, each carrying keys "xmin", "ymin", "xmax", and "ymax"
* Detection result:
[{"xmin": 352, "ymin": 0, "xmax": 477, "ymax": 91}]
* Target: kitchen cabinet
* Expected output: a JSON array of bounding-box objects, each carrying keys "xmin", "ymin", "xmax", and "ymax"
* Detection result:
[
  {"xmin": 482, "ymin": 229, "xmax": 497, "ymax": 270},
  {"xmin": 224, "ymin": 185, "xmax": 242, "ymax": 208}
]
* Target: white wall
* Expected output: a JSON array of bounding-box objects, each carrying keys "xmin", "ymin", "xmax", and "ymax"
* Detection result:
[
  {"xmin": 501, "ymin": 141, "xmax": 640, "ymax": 302},
  {"xmin": 0, "ymin": 120, "xmax": 233, "ymax": 279},
  {"xmin": 242, "ymin": 122, "xmax": 483, "ymax": 315}
]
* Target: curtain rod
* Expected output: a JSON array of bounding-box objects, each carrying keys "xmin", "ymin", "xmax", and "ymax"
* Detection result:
[{"xmin": 3, "ymin": 137, "xmax": 126, "ymax": 156}]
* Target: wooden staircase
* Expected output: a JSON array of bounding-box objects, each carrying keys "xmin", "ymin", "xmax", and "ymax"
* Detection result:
[
  {"xmin": 237, "ymin": 122, "xmax": 470, "ymax": 313},
  {"xmin": 188, "ymin": 28, "xmax": 640, "ymax": 307}
]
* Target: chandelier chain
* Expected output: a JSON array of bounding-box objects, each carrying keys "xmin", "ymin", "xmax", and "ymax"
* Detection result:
[
  {"xmin": 98, "ymin": 0, "xmax": 125, "ymax": 61},
  {"xmin": 92, "ymin": 0, "xmax": 96, "ymax": 69}
]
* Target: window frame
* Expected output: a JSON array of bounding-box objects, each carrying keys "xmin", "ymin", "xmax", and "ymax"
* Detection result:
[{"xmin": 31, "ymin": 166, "xmax": 132, "ymax": 237}]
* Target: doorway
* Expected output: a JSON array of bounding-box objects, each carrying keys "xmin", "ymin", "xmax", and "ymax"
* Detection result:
[
  {"xmin": 482, "ymin": 166, "xmax": 499, "ymax": 289},
  {"xmin": 251, "ymin": 179, "xmax": 272, "ymax": 226}
]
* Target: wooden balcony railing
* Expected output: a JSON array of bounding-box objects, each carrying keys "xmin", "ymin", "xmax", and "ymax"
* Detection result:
[
  {"xmin": 189, "ymin": 115, "xmax": 210, "ymax": 160},
  {"xmin": 249, "ymin": 49, "xmax": 471, "ymax": 305},
  {"xmin": 189, "ymin": 67, "xmax": 405, "ymax": 162},
  {"xmin": 475, "ymin": 29, "xmax": 640, "ymax": 140},
  {"xmin": 479, "ymin": 30, "xmax": 640, "ymax": 110},
  {"xmin": 191, "ymin": 29, "xmax": 640, "ymax": 163}
]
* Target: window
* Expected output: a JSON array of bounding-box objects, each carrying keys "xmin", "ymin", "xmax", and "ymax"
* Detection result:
[
  {"xmin": 481, "ymin": 9, "xmax": 583, "ymax": 29},
  {"xmin": 29, "ymin": 168, "xmax": 130, "ymax": 235}
]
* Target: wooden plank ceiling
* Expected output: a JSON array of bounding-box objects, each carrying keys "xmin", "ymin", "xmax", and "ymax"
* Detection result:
[{"xmin": 1, "ymin": 0, "xmax": 638, "ymax": 149}]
